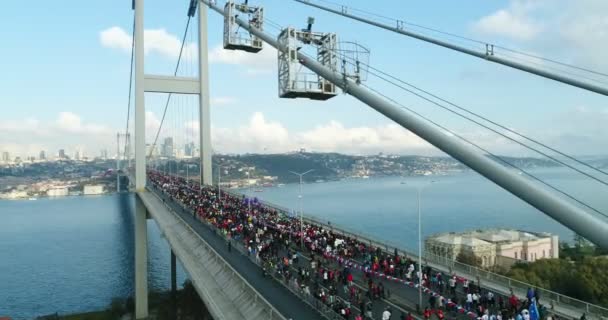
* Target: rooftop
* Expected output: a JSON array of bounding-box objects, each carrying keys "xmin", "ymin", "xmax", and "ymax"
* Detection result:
[{"xmin": 428, "ymin": 228, "xmax": 553, "ymax": 246}]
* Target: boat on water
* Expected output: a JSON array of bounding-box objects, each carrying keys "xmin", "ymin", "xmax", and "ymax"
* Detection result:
[
  {"xmin": 28, "ymin": 197, "xmax": 37, "ymax": 201},
  {"xmin": 277, "ymin": 183, "xmax": 285, "ymax": 187},
  {"xmin": 254, "ymin": 189, "xmax": 264, "ymax": 192}
]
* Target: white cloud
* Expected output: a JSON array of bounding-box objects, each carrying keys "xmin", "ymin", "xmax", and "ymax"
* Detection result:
[
  {"xmin": 56, "ymin": 112, "xmax": 109, "ymax": 134},
  {"xmin": 472, "ymin": 1, "xmax": 543, "ymax": 41},
  {"xmin": 99, "ymin": 26, "xmax": 197, "ymax": 60},
  {"xmin": 471, "ymin": 0, "xmax": 608, "ymax": 70},
  {"xmin": 0, "ymin": 112, "xmax": 115, "ymax": 158},
  {"xmin": 209, "ymin": 44, "xmax": 276, "ymax": 74},
  {"xmin": 100, "ymin": 27, "xmax": 275, "ymax": 72},
  {"xmin": 209, "ymin": 113, "xmax": 432, "ymax": 155},
  {"xmin": 4, "ymin": 108, "xmax": 607, "ymax": 159},
  {"xmin": 558, "ymin": 4, "xmax": 608, "ymax": 68},
  {"xmin": 212, "ymin": 112, "xmax": 291, "ymax": 153},
  {"xmin": 296, "ymin": 121, "xmax": 430, "ymax": 155},
  {"xmin": 100, "ymin": 26, "xmax": 132, "ymax": 51}
]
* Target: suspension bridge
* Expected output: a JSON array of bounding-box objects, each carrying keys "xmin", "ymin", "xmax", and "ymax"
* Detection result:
[{"xmin": 115, "ymin": 0, "xmax": 608, "ymax": 319}]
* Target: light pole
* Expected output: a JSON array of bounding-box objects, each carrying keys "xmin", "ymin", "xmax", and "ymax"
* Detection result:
[
  {"xmin": 246, "ymin": 171, "xmax": 251, "ymax": 213},
  {"xmin": 217, "ymin": 165, "xmax": 224, "ymax": 215},
  {"xmin": 405, "ymin": 180, "xmax": 437, "ymax": 311},
  {"xmin": 218, "ymin": 165, "xmax": 222, "ymax": 200},
  {"xmin": 289, "ymin": 169, "xmax": 314, "ymax": 249}
]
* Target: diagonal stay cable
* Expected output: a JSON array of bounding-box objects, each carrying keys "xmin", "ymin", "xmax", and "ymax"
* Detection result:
[
  {"xmin": 361, "ymin": 64, "xmax": 608, "ymax": 184},
  {"xmin": 262, "ymin": 16, "xmax": 608, "ymax": 184},
  {"xmin": 305, "ymin": 0, "xmax": 608, "ymax": 79},
  {"xmin": 149, "ymin": 16, "xmax": 193, "ymax": 158},
  {"xmin": 328, "ymin": 49, "xmax": 608, "ymax": 183},
  {"xmin": 361, "ymin": 83, "xmax": 608, "ymax": 220}
]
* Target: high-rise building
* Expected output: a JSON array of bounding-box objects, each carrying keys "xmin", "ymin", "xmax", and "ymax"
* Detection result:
[
  {"xmin": 58, "ymin": 149, "xmax": 66, "ymax": 159},
  {"xmin": 162, "ymin": 137, "xmax": 174, "ymax": 158},
  {"xmin": 101, "ymin": 149, "xmax": 108, "ymax": 160},
  {"xmin": 1, "ymin": 151, "xmax": 10, "ymax": 162},
  {"xmin": 74, "ymin": 150, "xmax": 81, "ymax": 161},
  {"xmin": 185, "ymin": 142, "xmax": 195, "ymax": 157},
  {"xmin": 39, "ymin": 150, "xmax": 46, "ymax": 161}
]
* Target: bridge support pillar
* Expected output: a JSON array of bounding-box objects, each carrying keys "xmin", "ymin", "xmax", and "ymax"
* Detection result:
[
  {"xmin": 171, "ymin": 249, "xmax": 177, "ymax": 317},
  {"xmin": 198, "ymin": 0, "xmax": 212, "ymax": 186},
  {"xmin": 135, "ymin": 196, "xmax": 149, "ymax": 319}
]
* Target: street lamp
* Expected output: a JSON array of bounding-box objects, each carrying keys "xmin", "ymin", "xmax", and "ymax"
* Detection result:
[
  {"xmin": 218, "ymin": 165, "xmax": 223, "ymax": 201},
  {"xmin": 246, "ymin": 171, "xmax": 252, "ymax": 213},
  {"xmin": 217, "ymin": 165, "xmax": 224, "ymax": 215},
  {"xmin": 404, "ymin": 180, "xmax": 437, "ymax": 311},
  {"xmin": 289, "ymin": 169, "xmax": 314, "ymax": 249}
]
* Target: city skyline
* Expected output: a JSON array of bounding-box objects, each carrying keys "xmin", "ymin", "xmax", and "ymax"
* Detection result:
[{"xmin": 1, "ymin": 0, "xmax": 607, "ymax": 158}]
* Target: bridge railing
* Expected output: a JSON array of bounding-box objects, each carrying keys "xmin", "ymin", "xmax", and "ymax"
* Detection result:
[
  {"xmin": 224, "ymin": 188, "xmax": 608, "ymax": 319},
  {"xmin": 148, "ymin": 186, "xmax": 286, "ymax": 320},
  {"xmin": 230, "ymin": 238, "xmax": 348, "ymax": 320},
  {"xmin": 299, "ymin": 215, "xmax": 608, "ymax": 318},
  {"xmin": 158, "ymin": 186, "xmax": 346, "ymax": 320}
]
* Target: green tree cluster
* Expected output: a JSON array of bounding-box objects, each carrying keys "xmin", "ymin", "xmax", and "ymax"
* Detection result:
[{"xmin": 507, "ymin": 257, "xmax": 608, "ymax": 307}]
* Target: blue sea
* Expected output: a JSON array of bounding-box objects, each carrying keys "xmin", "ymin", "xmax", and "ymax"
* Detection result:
[{"xmin": 0, "ymin": 168, "xmax": 605, "ymax": 319}]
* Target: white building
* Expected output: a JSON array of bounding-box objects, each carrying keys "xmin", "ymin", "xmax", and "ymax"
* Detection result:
[
  {"xmin": 425, "ymin": 229, "xmax": 559, "ymax": 268},
  {"xmin": 83, "ymin": 185, "xmax": 105, "ymax": 195},
  {"xmin": 1, "ymin": 190, "xmax": 28, "ymax": 199},
  {"xmin": 47, "ymin": 187, "xmax": 69, "ymax": 197}
]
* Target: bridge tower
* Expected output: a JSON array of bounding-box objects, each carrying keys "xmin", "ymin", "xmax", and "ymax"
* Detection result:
[{"xmin": 132, "ymin": 0, "xmax": 212, "ymax": 317}]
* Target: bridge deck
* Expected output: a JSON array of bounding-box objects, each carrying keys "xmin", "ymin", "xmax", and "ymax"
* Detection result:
[
  {"xmin": 138, "ymin": 175, "xmax": 605, "ymax": 320},
  {"xmin": 139, "ymin": 189, "xmax": 324, "ymax": 320}
]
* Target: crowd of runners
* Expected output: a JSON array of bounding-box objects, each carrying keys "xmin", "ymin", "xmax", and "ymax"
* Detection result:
[{"xmin": 149, "ymin": 171, "xmax": 557, "ymax": 320}]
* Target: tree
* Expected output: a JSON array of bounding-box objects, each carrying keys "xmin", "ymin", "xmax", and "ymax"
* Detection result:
[
  {"xmin": 456, "ymin": 251, "xmax": 481, "ymax": 267},
  {"xmin": 507, "ymin": 257, "xmax": 608, "ymax": 307},
  {"xmin": 108, "ymin": 298, "xmax": 125, "ymax": 318},
  {"xmin": 179, "ymin": 280, "xmax": 213, "ymax": 320}
]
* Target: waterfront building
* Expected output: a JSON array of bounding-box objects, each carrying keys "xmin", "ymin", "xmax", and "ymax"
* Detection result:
[
  {"xmin": 83, "ymin": 185, "xmax": 105, "ymax": 195},
  {"xmin": 425, "ymin": 229, "xmax": 559, "ymax": 268},
  {"xmin": 47, "ymin": 187, "xmax": 69, "ymax": 197}
]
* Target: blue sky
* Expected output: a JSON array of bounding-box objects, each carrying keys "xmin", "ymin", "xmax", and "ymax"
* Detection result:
[{"xmin": 1, "ymin": 0, "xmax": 607, "ymax": 158}]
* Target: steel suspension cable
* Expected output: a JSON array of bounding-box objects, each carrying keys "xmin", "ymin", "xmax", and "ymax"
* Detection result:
[
  {"xmin": 363, "ymin": 66, "xmax": 608, "ymax": 185},
  {"xmin": 306, "ymin": 0, "xmax": 608, "ymax": 79},
  {"xmin": 148, "ymin": 16, "xmax": 193, "ymax": 158},
  {"xmin": 124, "ymin": 15, "xmax": 136, "ymax": 163},
  {"xmin": 293, "ymin": 48, "xmax": 608, "ymax": 218},
  {"xmin": 293, "ymin": 0, "xmax": 608, "ymax": 96},
  {"xmin": 202, "ymin": 0, "xmax": 608, "ymax": 248},
  {"xmin": 269, "ymin": 15, "xmax": 608, "ymax": 183},
  {"xmin": 329, "ymin": 51, "xmax": 608, "ymax": 183},
  {"xmin": 295, "ymin": 43, "xmax": 608, "ymax": 212},
  {"xmin": 361, "ymin": 83, "xmax": 608, "ymax": 220}
]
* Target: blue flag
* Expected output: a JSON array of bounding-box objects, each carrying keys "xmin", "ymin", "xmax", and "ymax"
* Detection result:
[{"xmin": 530, "ymin": 297, "xmax": 540, "ymax": 320}]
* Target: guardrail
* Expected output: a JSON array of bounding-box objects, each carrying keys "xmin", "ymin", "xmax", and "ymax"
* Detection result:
[
  {"xmin": 221, "ymin": 187, "xmax": 608, "ymax": 319},
  {"xmin": 151, "ymin": 185, "xmax": 346, "ymax": 320},
  {"xmin": 229, "ymin": 234, "xmax": 347, "ymax": 320},
  {"xmin": 146, "ymin": 187, "xmax": 285, "ymax": 320}
]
